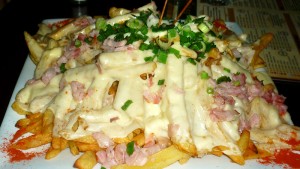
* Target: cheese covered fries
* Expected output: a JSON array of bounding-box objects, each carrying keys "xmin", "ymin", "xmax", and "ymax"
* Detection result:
[{"xmin": 10, "ymin": 2, "xmax": 300, "ymax": 169}]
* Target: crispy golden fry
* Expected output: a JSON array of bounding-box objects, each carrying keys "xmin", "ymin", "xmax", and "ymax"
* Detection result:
[
  {"xmin": 46, "ymin": 39, "xmax": 59, "ymax": 49},
  {"xmin": 24, "ymin": 31, "xmax": 44, "ymax": 65},
  {"xmin": 34, "ymin": 47, "xmax": 63, "ymax": 79},
  {"xmin": 74, "ymin": 151, "xmax": 97, "ymax": 169},
  {"xmin": 48, "ymin": 17, "xmax": 87, "ymax": 40},
  {"xmin": 74, "ymin": 135, "xmax": 97, "ymax": 144},
  {"xmin": 52, "ymin": 137, "xmax": 61, "ymax": 149},
  {"xmin": 112, "ymin": 145, "xmax": 190, "ymax": 169},
  {"xmin": 42, "ymin": 123, "xmax": 53, "ymax": 135},
  {"xmin": 42, "ymin": 109, "xmax": 54, "ymax": 134},
  {"xmin": 210, "ymin": 146, "xmax": 229, "ymax": 157},
  {"xmin": 61, "ymin": 137, "xmax": 69, "ymax": 150},
  {"xmin": 113, "ymin": 137, "xmax": 131, "ymax": 144},
  {"xmin": 226, "ymin": 154, "xmax": 245, "ymax": 165},
  {"xmin": 204, "ymin": 48, "xmax": 221, "ymax": 67},
  {"xmin": 11, "ymin": 101, "xmax": 30, "ymax": 115},
  {"xmin": 251, "ymin": 33, "xmax": 273, "ymax": 68},
  {"xmin": 109, "ymin": 7, "xmax": 131, "ymax": 18},
  {"xmin": 12, "ymin": 115, "xmax": 43, "ymax": 142},
  {"xmin": 36, "ymin": 23, "xmax": 52, "ymax": 36},
  {"xmin": 45, "ymin": 147, "xmax": 62, "ymax": 160},
  {"xmin": 132, "ymin": 133, "xmax": 145, "ymax": 147},
  {"xmin": 237, "ymin": 130, "xmax": 250, "ymax": 154},
  {"xmin": 15, "ymin": 118, "xmax": 31, "ymax": 128},
  {"xmin": 69, "ymin": 140, "xmax": 80, "ymax": 155},
  {"xmin": 11, "ymin": 133, "xmax": 52, "ymax": 150},
  {"xmin": 44, "ymin": 112, "xmax": 52, "ymax": 121},
  {"xmin": 75, "ymin": 142, "xmax": 101, "ymax": 152}
]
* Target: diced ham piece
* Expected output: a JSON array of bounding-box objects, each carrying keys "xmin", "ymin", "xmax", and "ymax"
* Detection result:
[
  {"xmin": 95, "ymin": 140, "xmax": 163, "ymax": 168},
  {"xmin": 70, "ymin": 81, "xmax": 86, "ymax": 102},
  {"xmin": 263, "ymin": 90, "xmax": 288, "ymax": 116},
  {"xmin": 92, "ymin": 132, "xmax": 115, "ymax": 148},
  {"xmin": 210, "ymin": 109, "xmax": 239, "ymax": 122},
  {"xmin": 114, "ymin": 143, "xmax": 128, "ymax": 164},
  {"xmin": 26, "ymin": 78, "xmax": 39, "ymax": 85},
  {"xmin": 125, "ymin": 149, "xmax": 148, "ymax": 166},
  {"xmin": 168, "ymin": 124, "xmax": 180, "ymax": 138},
  {"xmin": 41, "ymin": 66, "xmax": 60, "ymax": 85},
  {"xmin": 74, "ymin": 16, "xmax": 95, "ymax": 27},
  {"xmin": 101, "ymin": 38, "xmax": 137, "ymax": 52}
]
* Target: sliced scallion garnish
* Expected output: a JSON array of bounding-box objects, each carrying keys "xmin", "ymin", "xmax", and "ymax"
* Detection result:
[
  {"xmin": 158, "ymin": 79, "xmax": 165, "ymax": 85},
  {"xmin": 126, "ymin": 141, "xmax": 135, "ymax": 156},
  {"xmin": 121, "ymin": 100, "xmax": 133, "ymax": 111},
  {"xmin": 200, "ymin": 71, "xmax": 209, "ymax": 79}
]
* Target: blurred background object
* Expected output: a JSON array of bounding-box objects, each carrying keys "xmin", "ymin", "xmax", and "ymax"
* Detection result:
[{"xmin": 0, "ymin": 0, "xmax": 9, "ymax": 10}]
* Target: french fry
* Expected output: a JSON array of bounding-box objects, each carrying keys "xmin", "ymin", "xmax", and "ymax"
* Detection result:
[
  {"xmin": 11, "ymin": 115, "xmax": 43, "ymax": 142},
  {"xmin": 36, "ymin": 23, "xmax": 52, "ymax": 36},
  {"xmin": 226, "ymin": 154, "xmax": 245, "ymax": 165},
  {"xmin": 60, "ymin": 137, "xmax": 69, "ymax": 150},
  {"xmin": 52, "ymin": 137, "xmax": 61, "ymax": 149},
  {"xmin": 15, "ymin": 118, "xmax": 31, "ymax": 128},
  {"xmin": 237, "ymin": 130, "xmax": 250, "ymax": 154},
  {"xmin": 132, "ymin": 133, "xmax": 145, "ymax": 147},
  {"xmin": 250, "ymin": 33, "xmax": 273, "ymax": 68},
  {"xmin": 42, "ymin": 109, "xmax": 54, "ymax": 134},
  {"xmin": 74, "ymin": 151, "xmax": 97, "ymax": 169},
  {"xmin": 11, "ymin": 133, "xmax": 52, "ymax": 150},
  {"xmin": 42, "ymin": 109, "xmax": 54, "ymax": 127},
  {"xmin": 48, "ymin": 17, "xmax": 88, "ymax": 40},
  {"xmin": 34, "ymin": 47, "xmax": 63, "ymax": 79},
  {"xmin": 46, "ymin": 39, "xmax": 59, "ymax": 49},
  {"xmin": 24, "ymin": 31, "xmax": 44, "ymax": 65},
  {"xmin": 75, "ymin": 142, "xmax": 101, "ymax": 152},
  {"xmin": 74, "ymin": 135, "xmax": 97, "ymax": 144},
  {"xmin": 69, "ymin": 140, "xmax": 80, "ymax": 156},
  {"xmin": 243, "ymin": 138, "xmax": 259, "ymax": 160},
  {"xmin": 11, "ymin": 101, "xmax": 30, "ymax": 115},
  {"xmin": 45, "ymin": 147, "xmax": 62, "ymax": 160},
  {"xmin": 112, "ymin": 145, "xmax": 190, "ymax": 169}
]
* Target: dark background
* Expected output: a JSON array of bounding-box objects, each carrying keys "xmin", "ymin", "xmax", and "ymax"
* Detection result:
[{"xmin": 0, "ymin": 0, "xmax": 299, "ymax": 127}]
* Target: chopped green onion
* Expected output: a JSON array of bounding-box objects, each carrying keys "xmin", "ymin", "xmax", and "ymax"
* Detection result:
[
  {"xmin": 200, "ymin": 71, "xmax": 209, "ymax": 79},
  {"xmin": 74, "ymin": 39, "xmax": 81, "ymax": 48},
  {"xmin": 198, "ymin": 23, "xmax": 210, "ymax": 33},
  {"xmin": 101, "ymin": 167, "xmax": 106, "ymax": 169},
  {"xmin": 139, "ymin": 43, "xmax": 149, "ymax": 51},
  {"xmin": 60, "ymin": 63, "xmax": 66, "ymax": 73},
  {"xmin": 168, "ymin": 28, "xmax": 177, "ymax": 38},
  {"xmin": 84, "ymin": 37, "xmax": 92, "ymax": 44},
  {"xmin": 126, "ymin": 141, "xmax": 135, "ymax": 155},
  {"xmin": 95, "ymin": 18, "xmax": 107, "ymax": 31},
  {"xmin": 126, "ymin": 19, "xmax": 144, "ymax": 29},
  {"xmin": 216, "ymin": 76, "xmax": 231, "ymax": 84},
  {"xmin": 121, "ymin": 100, "xmax": 133, "ymax": 111},
  {"xmin": 187, "ymin": 58, "xmax": 196, "ymax": 65},
  {"xmin": 168, "ymin": 47, "xmax": 180, "ymax": 58},
  {"xmin": 193, "ymin": 17, "xmax": 205, "ymax": 24},
  {"xmin": 233, "ymin": 80, "xmax": 240, "ymax": 86},
  {"xmin": 224, "ymin": 67, "xmax": 231, "ymax": 73},
  {"xmin": 144, "ymin": 56, "xmax": 154, "ymax": 62},
  {"xmin": 114, "ymin": 33, "xmax": 125, "ymax": 42},
  {"xmin": 157, "ymin": 50, "xmax": 168, "ymax": 64},
  {"xmin": 207, "ymin": 87, "xmax": 214, "ymax": 94},
  {"xmin": 140, "ymin": 25, "xmax": 148, "ymax": 35},
  {"xmin": 158, "ymin": 79, "xmax": 165, "ymax": 85}
]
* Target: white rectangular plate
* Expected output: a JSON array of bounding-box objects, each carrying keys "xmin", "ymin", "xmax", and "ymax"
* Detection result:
[{"xmin": 0, "ymin": 20, "xmax": 283, "ymax": 169}]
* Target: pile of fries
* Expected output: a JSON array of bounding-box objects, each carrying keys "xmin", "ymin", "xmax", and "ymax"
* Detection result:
[{"xmin": 8, "ymin": 1, "xmax": 300, "ymax": 169}]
